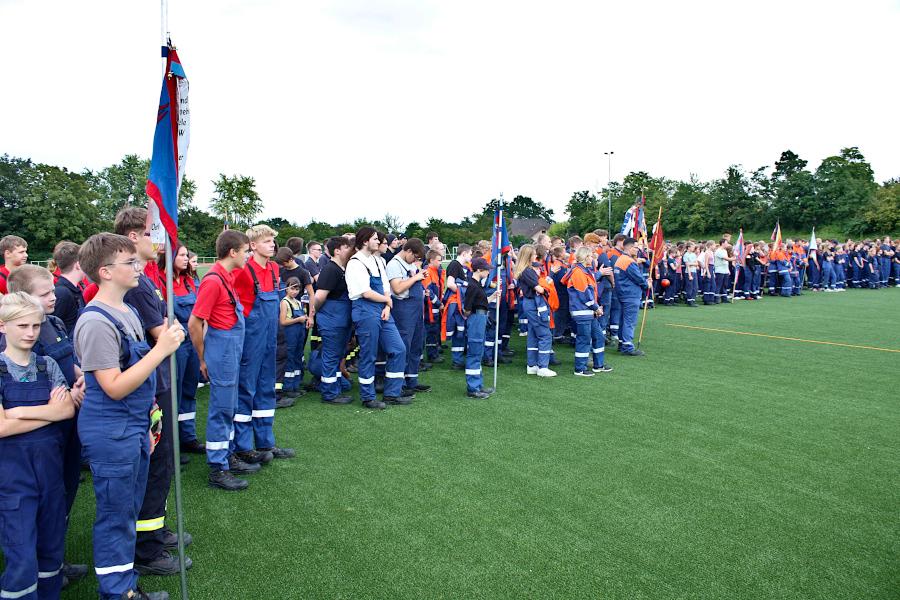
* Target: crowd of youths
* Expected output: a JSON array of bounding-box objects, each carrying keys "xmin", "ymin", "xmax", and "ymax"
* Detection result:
[{"xmin": 0, "ymin": 217, "xmax": 897, "ymax": 600}]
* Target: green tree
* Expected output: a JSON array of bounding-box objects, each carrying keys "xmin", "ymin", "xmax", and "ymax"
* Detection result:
[
  {"xmin": 849, "ymin": 178, "xmax": 900, "ymax": 236},
  {"xmin": 814, "ymin": 147, "xmax": 877, "ymax": 226},
  {"xmin": 0, "ymin": 155, "xmax": 32, "ymax": 238},
  {"xmin": 210, "ymin": 174, "xmax": 263, "ymax": 230},
  {"xmin": 708, "ymin": 166, "xmax": 762, "ymax": 234},
  {"xmin": 84, "ymin": 154, "xmax": 151, "ymax": 225},
  {"xmin": 483, "ymin": 195, "xmax": 554, "ymax": 221},
  {"xmin": 565, "ymin": 190, "xmax": 605, "ymax": 235},
  {"xmin": 179, "ymin": 206, "xmax": 224, "ymax": 256},
  {"xmin": 771, "ymin": 150, "xmax": 817, "ymax": 228},
  {"xmin": 667, "ymin": 177, "xmax": 710, "ymax": 235},
  {"xmin": 19, "ymin": 164, "xmax": 100, "ymax": 255}
]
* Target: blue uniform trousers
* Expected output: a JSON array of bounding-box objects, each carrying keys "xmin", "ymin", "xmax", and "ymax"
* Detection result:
[
  {"xmin": 445, "ymin": 303, "xmax": 467, "ymax": 366},
  {"xmin": 283, "ymin": 324, "xmax": 307, "ymax": 392},
  {"xmin": 234, "ymin": 289, "xmax": 279, "ymax": 453},
  {"xmin": 354, "ymin": 316, "xmax": 406, "ymax": 400},
  {"xmin": 465, "ymin": 311, "xmax": 488, "ymax": 392},
  {"xmin": 175, "ymin": 339, "xmax": 200, "ymax": 443},
  {"xmin": 524, "ymin": 298, "xmax": 552, "ymax": 369},
  {"xmin": 393, "ymin": 297, "xmax": 424, "ymax": 390},
  {"xmin": 204, "ymin": 323, "xmax": 244, "ymax": 471},
  {"xmin": 608, "ymin": 292, "xmax": 622, "ymax": 339},
  {"xmin": 618, "ymin": 296, "xmax": 641, "ymax": 350}
]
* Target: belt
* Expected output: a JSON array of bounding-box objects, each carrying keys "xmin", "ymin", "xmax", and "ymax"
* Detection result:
[{"xmin": 474, "ymin": 309, "xmax": 489, "ymax": 315}]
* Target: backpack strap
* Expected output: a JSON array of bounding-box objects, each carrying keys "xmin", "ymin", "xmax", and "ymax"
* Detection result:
[{"xmin": 203, "ymin": 271, "xmax": 237, "ymax": 307}]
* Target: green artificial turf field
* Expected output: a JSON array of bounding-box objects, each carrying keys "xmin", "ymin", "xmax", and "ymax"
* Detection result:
[{"xmin": 53, "ymin": 288, "xmax": 900, "ymax": 599}]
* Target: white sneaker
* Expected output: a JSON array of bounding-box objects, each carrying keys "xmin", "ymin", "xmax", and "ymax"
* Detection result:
[
  {"xmin": 537, "ymin": 368, "xmax": 557, "ymax": 377},
  {"xmin": 526, "ymin": 365, "xmax": 539, "ymax": 375}
]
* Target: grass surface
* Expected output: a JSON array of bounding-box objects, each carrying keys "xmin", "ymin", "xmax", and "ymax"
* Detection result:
[{"xmin": 51, "ymin": 288, "xmax": 900, "ymax": 598}]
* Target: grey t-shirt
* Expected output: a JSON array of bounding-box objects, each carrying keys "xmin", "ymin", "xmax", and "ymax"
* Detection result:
[
  {"xmin": 0, "ymin": 353, "xmax": 67, "ymax": 403},
  {"xmin": 74, "ymin": 301, "xmax": 145, "ymax": 373}
]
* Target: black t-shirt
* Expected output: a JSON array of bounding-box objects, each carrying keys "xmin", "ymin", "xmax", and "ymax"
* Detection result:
[
  {"xmin": 464, "ymin": 275, "xmax": 488, "ymax": 313},
  {"xmin": 317, "ymin": 260, "xmax": 348, "ymax": 300},
  {"xmin": 517, "ymin": 268, "xmax": 539, "ymax": 299},
  {"xmin": 124, "ymin": 273, "xmax": 170, "ymax": 396},
  {"xmin": 54, "ymin": 277, "xmax": 85, "ymax": 336},
  {"xmin": 280, "ymin": 264, "xmax": 312, "ymax": 289},
  {"xmin": 446, "ymin": 260, "xmax": 465, "ymax": 282}
]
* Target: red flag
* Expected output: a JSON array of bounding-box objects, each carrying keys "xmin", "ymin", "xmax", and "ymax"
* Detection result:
[{"xmin": 648, "ymin": 207, "xmax": 664, "ymax": 264}]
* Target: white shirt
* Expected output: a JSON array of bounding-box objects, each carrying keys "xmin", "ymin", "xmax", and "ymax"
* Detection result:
[
  {"xmin": 714, "ymin": 248, "xmax": 730, "ymax": 274},
  {"xmin": 346, "ymin": 252, "xmax": 390, "ymax": 301},
  {"xmin": 386, "ymin": 255, "xmax": 418, "ymax": 300}
]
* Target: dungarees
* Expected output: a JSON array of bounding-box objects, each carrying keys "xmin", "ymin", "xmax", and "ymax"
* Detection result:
[
  {"xmin": 0, "ymin": 357, "xmax": 65, "ymax": 600},
  {"xmin": 77, "ymin": 306, "xmax": 156, "ymax": 600},
  {"xmin": 350, "ymin": 257, "xmax": 407, "ymax": 400},
  {"xmin": 520, "ymin": 271, "xmax": 553, "ymax": 370},
  {"xmin": 174, "ymin": 279, "xmax": 201, "ymax": 444},
  {"xmin": 391, "ymin": 266, "xmax": 425, "ymax": 391},
  {"xmin": 465, "ymin": 304, "xmax": 488, "ymax": 393},
  {"xmin": 444, "ymin": 273, "xmax": 469, "ymax": 366},
  {"xmin": 234, "ymin": 265, "xmax": 279, "ymax": 453},
  {"xmin": 201, "ymin": 273, "xmax": 245, "ymax": 471},
  {"xmin": 317, "ymin": 284, "xmax": 353, "ymax": 401},
  {"xmin": 282, "ymin": 297, "xmax": 307, "ymax": 393}
]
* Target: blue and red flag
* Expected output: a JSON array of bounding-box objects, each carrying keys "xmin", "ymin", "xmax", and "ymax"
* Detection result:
[
  {"xmin": 146, "ymin": 43, "xmax": 190, "ymax": 245},
  {"xmin": 620, "ymin": 194, "xmax": 647, "ymax": 242},
  {"xmin": 734, "ymin": 229, "xmax": 745, "ymax": 265},
  {"xmin": 490, "ymin": 202, "xmax": 514, "ymax": 306}
]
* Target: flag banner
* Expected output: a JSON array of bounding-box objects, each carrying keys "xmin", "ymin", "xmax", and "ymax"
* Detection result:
[
  {"xmin": 489, "ymin": 205, "xmax": 511, "ymax": 292},
  {"xmin": 146, "ymin": 44, "xmax": 190, "ymax": 245},
  {"xmin": 648, "ymin": 215, "xmax": 665, "ymax": 264},
  {"xmin": 809, "ymin": 227, "xmax": 817, "ymax": 251},
  {"xmin": 734, "ymin": 229, "xmax": 746, "ymax": 266},
  {"xmin": 621, "ymin": 195, "xmax": 647, "ymax": 242},
  {"xmin": 771, "ymin": 221, "xmax": 782, "ymax": 250}
]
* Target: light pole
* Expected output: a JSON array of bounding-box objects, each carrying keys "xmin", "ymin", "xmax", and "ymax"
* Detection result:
[{"xmin": 603, "ymin": 151, "xmax": 614, "ymax": 233}]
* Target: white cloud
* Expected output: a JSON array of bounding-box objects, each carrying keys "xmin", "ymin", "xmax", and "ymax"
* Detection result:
[{"xmin": 2, "ymin": 0, "xmax": 897, "ymax": 227}]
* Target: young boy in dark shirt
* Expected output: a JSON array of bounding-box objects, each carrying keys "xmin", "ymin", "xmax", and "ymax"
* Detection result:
[{"xmin": 463, "ymin": 257, "xmax": 498, "ymax": 399}]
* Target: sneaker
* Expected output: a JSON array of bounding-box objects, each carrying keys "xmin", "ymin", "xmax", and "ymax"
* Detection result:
[
  {"xmin": 180, "ymin": 439, "xmax": 206, "ymax": 454},
  {"xmin": 161, "ymin": 528, "xmax": 193, "ymax": 550},
  {"xmin": 400, "ymin": 387, "xmax": 418, "ymax": 398},
  {"xmin": 537, "ymin": 368, "xmax": 557, "ymax": 377},
  {"xmin": 592, "ymin": 365, "xmax": 614, "ymax": 373},
  {"xmin": 430, "ymin": 355, "xmax": 445, "ymax": 363},
  {"xmin": 384, "ymin": 395, "xmax": 412, "ymax": 405},
  {"xmin": 228, "ymin": 455, "xmax": 261, "ymax": 475},
  {"xmin": 236, "ymin": 449, "xmax": 274, "ymax": 465},
  {"xmin": 322, "ymin": 395, "xmax": 353, "ymax": 405},
  {"xmin": 526, "ymin": 365, "xmax": 539, "ymax": 375},
  {"xmin": 363, "ymin": 399, "xmax": 387, "ymax": 410},
  {"xmin": 413, "ymin": 384, "xmax": 432, "ymax": 393},
  {"xmin": 518, "ymin": 331, "xmax": 527, "ymax": 336},
  {"xmin": 574, "ymin": 369, "xmax": 594, "ymax": 377},
  {"xmin": 451, "ymin": 363, "xmax": 465, "ymax": 370},
  {"xmin": 275, "ymin": 396, "xmax": 296, "ymax": 409},
  {"xmin": 135, "ymin": 550, "xmax": 193, "ymax": 576},
  {"xmin": 621, "ymin": 349, "xmax": 645, "ymax": 356},
  {"xmin": 283, "ymin": 389, "xmax": 306, "ymax": 399},
  {"xmin": 501, "ymin": 349, "xmax": 515, "ymax": 357},
  {"xmin": 208, "ymin": 468, "xmax": 249, "ymax": 491},
  {"xmin": 467, "ymin": 390, "xmax": 491, "ymax": 399},
  {"xmin": 62, "ymin": 562, "xmax": 88, "ymax": 582},
  {"xmin": 259, "ymin": 446, "xmax": 296, "ymax": 459},
  {"xmin": 122, "ymin": 589, "xmax": 170, "ymax": 600}
]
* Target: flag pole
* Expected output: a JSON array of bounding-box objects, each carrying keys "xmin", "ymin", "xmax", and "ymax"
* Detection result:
[
  {"xmin": 492, "ymin": 193, "xmax": 503, "ymax": 390},
  {"xmin": 637, "ymin": 206, "xmax": 661, "ymax": 348},
  {"xmin": 160, "ymin": 7, "xmax": 190, "ymax": 598}
]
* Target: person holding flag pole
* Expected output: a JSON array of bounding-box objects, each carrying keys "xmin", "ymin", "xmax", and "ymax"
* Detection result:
[
  {"xmin": 143, "ymin": 16, "xmax": 191, "ymax": 598},
  {"xmin": 730, "ymin": 229, "xmax": 745, "ymax": 302},
  {"xmin": 489, "ymin": 194, "xmax": 510, "ymax": 390},
  {"xmin": 636, "ymin": 207, "xmax": 663, "ymax": 350}
]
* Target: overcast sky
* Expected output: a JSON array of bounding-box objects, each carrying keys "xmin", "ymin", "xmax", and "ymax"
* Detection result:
[{"xmin": 2, "ymin": 0, "xmax": 897, "ymax": 227}]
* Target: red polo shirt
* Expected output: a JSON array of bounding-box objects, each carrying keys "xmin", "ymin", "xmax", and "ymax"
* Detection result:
[
  {"xmin": 192, "ymin": 263, "xmax": 240, "ymax": 330},
  {"xmin": 0, "ymin": 265, "xmax": 9, "ymax": 294},
  {"xmin": 233, "ymin": 258, "xmax": 280, "ymax": 318}
]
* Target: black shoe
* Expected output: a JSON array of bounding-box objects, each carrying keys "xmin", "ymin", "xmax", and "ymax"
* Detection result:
[
  {"xmin": 161, "ymin": 528, "xmax": 193, "ymax": 550},
  {"xmin": 180, "ymin": 439, "xmax": 205, "ymax": 455},
  {"xmin": 419, "ymin": 362, "xmax": 431, "ymax": 372},
  {"xmin": 592, "ymin": 365, "xmax": 614, "ymax": 373},
  {"xmin": 467, "ymin": 390, "xmax": 491, "ymax": 399},
  {"xmin": 498, "ymin": 356, "xmax": 512, "ymax": 364},
  {"xmin": 275, "ymin": 396, "xmax": 295, "ymax": 409},
  {"xmin": 549, "ymin": 358, "xmax": 561, "ymax": 366},
  {"xmin": 208, "ymin": 468, "xmax": 249, "ymax": 491},
  {"xmin": 451, "ymin": 363, "xmax": 465, "ymax": 370},
  {"xmin": 399, "ymin": 388, "xmax": 417, "ymax": 399},
  {"xmin": 259, "ymin": 446, "xmax": 296, "ymax": 459},
  {"xmin": 322, "ymin": 394, "xmax": 353, "ymax": 405},
  {"xmin": 62, "ymin": 562, "xmax": 88, "ymax": 582},
  {"xmin": 363, "ymin": 399, "xmax": 387, "ymax": 410},
  {"xmin": 236, "ymin": 449, "xmax": 274, "ymax": 465},
  {"xmin": 122, "ymin": 589, "xmax": 170, "ymax": 600},
  {"xmin": 430, "ymin": 355, "xmax": 444, "ymax": 363},
  {"xmin": 384, "ymin": 395, "xmax": 412, "ymax": 405},
  {"xmin": 482, "ymin": 360, "xmax": 495, "ymax": 368},
  {"xmin": 501, "ymin": 349, "xmax": 515, "ymax": 357},
  {"xmin": 375, "ymin": 378, "xmax": 385, "ymax": 394},
  {"xmin": 179, "ymin": 454, "xmax": 190, "ymax": 465},
  {"xmin": 413, "ymin": 384, "xmax": 431, "ymax": 393},
  {"xmin": 134, "ymin": 551, "xmax": 193, "ymax": 576},
  {"xmin": 228, "ymin": 455, "xmax": 261, "ymax": 475},
  {"xmin": 621, "ymin": 349, "xmax": 645, "ymax": 356}
]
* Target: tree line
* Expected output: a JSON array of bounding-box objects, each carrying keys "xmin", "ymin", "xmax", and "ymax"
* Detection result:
[{"xmin": 1, "ymin": 147, "xmax": 896, "ymax": 258}]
